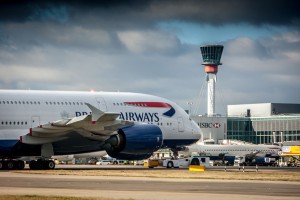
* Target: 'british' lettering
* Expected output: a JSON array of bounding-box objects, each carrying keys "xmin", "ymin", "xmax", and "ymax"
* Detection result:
[{"xmin": 75, "ymin": 111, "xmax": 90, "ymax": 117}]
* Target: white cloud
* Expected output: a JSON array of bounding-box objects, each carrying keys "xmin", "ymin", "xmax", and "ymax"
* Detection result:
[
  {"xmin": 225, "ymin": 37, "xmax": 269, "ymax": 58},
  {"xmin": 0, "ymin": 64, "xmax": 64, "ymax": 83},
  {"xmin": 272, "ymin": 32, "xmax": 300, "ymax": 43},
  {"xmin": 117, "ymin": 30, "xmax": 180, "ymax": 54},
  {"xmin": 52, "ymin": 26, "xmax": 112, "ymax": 48}
]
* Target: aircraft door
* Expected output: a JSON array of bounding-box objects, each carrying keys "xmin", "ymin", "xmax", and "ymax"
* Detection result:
[
  {"xmin": 177, "ymin": 117, "xmax": 184, "ymax": 132},
  {"xmin": 31, "ymin": 116, "xmax": 40, "ymax": 128},
  {"xmin": 95, "ymin": 97, "xmax": 107, "ymax": 112}
]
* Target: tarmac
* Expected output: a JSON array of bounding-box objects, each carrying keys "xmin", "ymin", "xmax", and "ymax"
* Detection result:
[{"xmin": 0, "ymin": 165, "xmax": 299, "ymax": 200}]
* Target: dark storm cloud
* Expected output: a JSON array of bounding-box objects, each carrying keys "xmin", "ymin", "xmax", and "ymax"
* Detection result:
[
  {"xmin": 0, "ymin": 0, "xmax": 299, "ymax": 113},
  {"xmin": 0, "ymin": 0, "xmax": 148, "ymax": 24},
  {"xmin": 0, "ymin": 0, "xmax": 67, "ymax": 23},
  {"xmin": 0, "ymin": 0, "xmax": 299, "ymax": 27}
]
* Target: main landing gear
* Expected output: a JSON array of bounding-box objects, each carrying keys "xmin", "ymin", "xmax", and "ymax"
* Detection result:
[
  {"xmin": 29, "ymin": 159, "xmax": 55, "ymax": 170},
  {"xmin": 0, "ymin": 159, "xmax": 55, "ymax": 170},
  {"xmin": 0, "ymin": 160, "xmax": 25, "ymax": 170}
]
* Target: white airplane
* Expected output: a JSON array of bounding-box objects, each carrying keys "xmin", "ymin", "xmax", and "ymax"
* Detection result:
[
  {"xmin": 180, "ymin": 143, "xmax": 281, "ymax": 164},
  {"xmin": 52, "ymin": 151, "xmax": 107, "ymax": 163},
  {"xmin": 20, "ymin": 151, "xmax": 107, "ymax": 164},
  {"xmin": 0, "ymin": 90, "xmax": 201, "ymax": 170}
]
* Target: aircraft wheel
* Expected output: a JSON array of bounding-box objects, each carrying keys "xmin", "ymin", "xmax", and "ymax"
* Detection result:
[
  {"xmin": 167, "ymin": 161, "xmax": 173, "ymax": 168},
  {"xmin": 38, "ymin": 160, "xmax": 44, "ymax": 169},
  {"xmin": 46, "ymin": 160, "xmax": 55, "ymax": 170},
  {"xmin": 0, "ymin": 161, "xmax": 3, "ymax": 169},
  {"xmin": 29, "ymin": 160, "xmax": 40, "ymax": 170},
  {"xmin": 7, "ymin": 160, "xmax": 15, "ymax": 170},
  {"xmin": 29, "ymin": 160, "xmax": 35, "ymax": 170},
  {"xmin": 16, "ymin": 160, "xmax": 25, "ymax": 170}
]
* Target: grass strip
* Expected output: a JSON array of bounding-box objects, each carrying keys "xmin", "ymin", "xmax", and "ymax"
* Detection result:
[{"xmin": 14, "ymin": 169, "xmax": 300, "ymax": 182}]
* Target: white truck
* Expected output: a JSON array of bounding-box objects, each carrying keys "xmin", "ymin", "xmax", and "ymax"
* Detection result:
[
  {"xmin": 161, "ymin": 156, "xmax": 210, "ymax": 168},
  {"xmin": 234, "ymin": 156, "xmax": 277, "ymax": 166}
]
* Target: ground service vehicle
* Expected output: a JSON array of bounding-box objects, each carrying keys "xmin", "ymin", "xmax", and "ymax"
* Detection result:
[
  {"xmin": 160, "ymin": 156, "xmax": 210, "ymax": 168},
  {"xmin": 234, "ymin": 156, "xmax": 277, "ymax": 166},
  {"xmin": 96, "ymin": 160, "xmax": 112, "ymax": 165}
]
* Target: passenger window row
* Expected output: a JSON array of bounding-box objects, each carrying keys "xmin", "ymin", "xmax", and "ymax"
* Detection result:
[
  {"xmin": 1, "ymin": 121, "xmax": 28, "ymax": 126},
  {"xmin": 45, "ymin": 102, "xmax": 84, "ymax": 106},
  {"xmin": 0, "ymin": 100, "xmax": 84, "ymax": 106},
  {"xmin": 1, "ymin": 100, "xmax": 40, "ymax": 105},
  {"xmin": 206, "ymin": 149, "xmax": 266, "ymax": 152},
  {"xmin": 156, "ymin": 122, "xmax": 173, "ymax": 126},
  {"xmin": 113, "ymin": 103, "xmax": 148, "ymax": 107}
]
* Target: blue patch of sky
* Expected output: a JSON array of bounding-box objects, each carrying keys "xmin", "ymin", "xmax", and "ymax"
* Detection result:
[
  {"xmin": 28, "ymin": 5, "xmax": 69, "ymax": 24},
  {"xmin": 157, "ymin": 21, "xmax": 288, "ymax": 44}
]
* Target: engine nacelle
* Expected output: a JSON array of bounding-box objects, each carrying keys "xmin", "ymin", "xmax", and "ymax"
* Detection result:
[{"xmin": 104, "ymin": 124, "xmax": 163, "ymax": 160}]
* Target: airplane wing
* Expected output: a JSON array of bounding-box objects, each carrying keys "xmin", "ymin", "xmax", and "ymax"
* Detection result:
[
  {"xmin": 20, "ymin": 103, "xmax": 133, "ymax": 145},
  {"xmin": 244, "ymin": 151, "xmax": 260, "ymax": 162}
]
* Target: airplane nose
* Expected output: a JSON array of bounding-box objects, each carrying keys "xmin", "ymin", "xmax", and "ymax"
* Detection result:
[{"xmin": 191, "ymin": 120, "xmax": 202, "ymax": 140}]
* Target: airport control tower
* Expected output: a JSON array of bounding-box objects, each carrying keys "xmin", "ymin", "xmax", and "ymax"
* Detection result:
[{"xmin": 200, "ymin": 45, "xmax": 224, "ymax": 116}]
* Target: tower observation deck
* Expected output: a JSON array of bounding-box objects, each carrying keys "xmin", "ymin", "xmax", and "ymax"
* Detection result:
[{"xmin": 200, "ymin": 45, "xmax": 224, "ymax": 116}]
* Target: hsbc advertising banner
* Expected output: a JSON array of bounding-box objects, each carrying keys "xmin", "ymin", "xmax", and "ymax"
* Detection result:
[
  {"xmin": 191, "ymin": 116, "xmax": 227, "ymax": 143},
  {"xmin": 199, "ymin": 122, "xmax": 221, "ymax": 129}
]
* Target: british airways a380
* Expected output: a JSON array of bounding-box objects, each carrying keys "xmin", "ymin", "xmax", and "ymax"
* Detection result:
[{"xmin": 0, "ymin": 90, "xmax": 201, "ymax": 170}]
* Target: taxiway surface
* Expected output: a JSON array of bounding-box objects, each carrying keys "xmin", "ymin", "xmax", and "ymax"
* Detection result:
[{"xmin": 0, "ymin": 166, "xmax": 299, "ymax": 200}]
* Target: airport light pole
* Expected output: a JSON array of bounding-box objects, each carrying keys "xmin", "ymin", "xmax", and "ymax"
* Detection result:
[{"xmin": 187, "ymin": 101, "xmax": 193, "ymax": 116}]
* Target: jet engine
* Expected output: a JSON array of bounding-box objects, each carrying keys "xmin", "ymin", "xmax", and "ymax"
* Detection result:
[{"xmin": 104, "ymin": 124, "xmax": 163, "ymax": 160}]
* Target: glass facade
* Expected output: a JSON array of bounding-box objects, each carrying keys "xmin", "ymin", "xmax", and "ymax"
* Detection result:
[{"xmin": 227, "ymin": 116, "xmax": 300, "ymax": 144}]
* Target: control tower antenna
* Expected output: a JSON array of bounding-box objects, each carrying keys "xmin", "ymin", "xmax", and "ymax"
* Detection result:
[{"xmin": 200, "ymin": 45, "xmax": 224, "ymax": 116}]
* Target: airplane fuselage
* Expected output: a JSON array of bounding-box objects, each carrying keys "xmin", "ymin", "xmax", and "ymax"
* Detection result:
[
  {"xmin": 181, "ymin": 143, "xmax": 281, "ymax": 164},
  {"xmin": 0, "ymin": 90, "xmax": 201, "ymax": 158},
  {"xmin": 186, "ymin": 144, "xmax": 281, "ymax": 156}
]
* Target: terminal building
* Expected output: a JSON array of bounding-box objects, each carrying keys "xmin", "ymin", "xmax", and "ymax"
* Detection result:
[
  {"xmin": 192, "ymin": 103, "xmax": 300, "ymax": 144},
  {"xmin": 226, "ymin": 103, "xmax": 300, "ymax": 144}
]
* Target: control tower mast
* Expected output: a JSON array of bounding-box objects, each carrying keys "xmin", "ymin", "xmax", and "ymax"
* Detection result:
[{"xmin": 200, "ymin": 45, "xmax": 224, "ymax": 116}]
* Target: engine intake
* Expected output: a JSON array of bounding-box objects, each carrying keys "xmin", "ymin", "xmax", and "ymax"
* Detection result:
[{"xmin": 104, "ymin": 124, "xmax": 163, "ymax": 160}]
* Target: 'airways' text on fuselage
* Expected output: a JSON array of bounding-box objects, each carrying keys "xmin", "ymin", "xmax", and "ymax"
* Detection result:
[
  {"xmin": 75, "ymin": 111, "xmax": 160, "ymax": 123},
  {"xmin": 119, "ymin": 112, "xmax": 159, "ymax": 122}
]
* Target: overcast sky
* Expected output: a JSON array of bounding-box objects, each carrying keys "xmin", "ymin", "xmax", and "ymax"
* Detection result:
[{"xmin": 0, "ymin": 0, "xmax": 299, "ymax": 115}]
